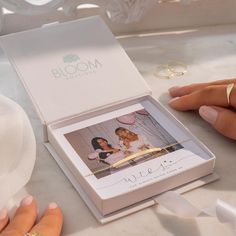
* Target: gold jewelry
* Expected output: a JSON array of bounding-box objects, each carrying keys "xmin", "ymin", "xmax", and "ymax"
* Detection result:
[
  {"xmin": 226, "ymin": 83, "xmax": 235, "ymax": 106},
  {"xmin": 85, "ymin": 147, "xmax": 162, "ymax": 177},
  {"xmin": 153, "ymin": 61, "xmax": 187, "ymax": 79},
  {"xmin": 112, "ymin": 147, "xmax": 162, "ymax": 168},
  {"xmin": 153, "ymin": 64, "xmax": 175, "ymax": 80},
  {"xmin": 84, "ymin": 139, "xmax": 190, "ymax": 177},
  {"xmin": 25, "ymin": 233, "xmax": 42, "ymax": 236},
  {"xmin": 167, "ymin": 61, "xmax": 188, "ymax": 76}
]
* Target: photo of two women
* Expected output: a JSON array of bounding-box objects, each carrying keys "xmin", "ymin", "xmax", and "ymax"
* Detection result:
[{"xmin": 64, "ymin": 109, "xmax": 183, "ymax": 179}]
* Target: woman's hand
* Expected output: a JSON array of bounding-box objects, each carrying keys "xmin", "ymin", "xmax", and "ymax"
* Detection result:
[
  {"xmin": 168, "ymin": 79, "xmax": 236, "ymax": 140},
  {"xmin": 0, "ymin": 195, "xmax": 63, "ymax": 236}
]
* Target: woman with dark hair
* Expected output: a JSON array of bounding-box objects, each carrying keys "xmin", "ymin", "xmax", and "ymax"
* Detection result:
[
  {"xmin": 91, "ymin": 137, "xmax": 119, "ymax": 160},
  {"xmin": 88, "ymin": 137, "xmax": 127, "ymax": 168}
]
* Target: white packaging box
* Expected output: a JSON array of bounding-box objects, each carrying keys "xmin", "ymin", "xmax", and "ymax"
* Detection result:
[{"xmin": 0, "ymin": 16, "xmax": 217, "ymax": 222}]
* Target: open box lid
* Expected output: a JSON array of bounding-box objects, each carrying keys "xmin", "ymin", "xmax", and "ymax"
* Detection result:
[{"xmin": 0, "ymin": 16, "xmax": 151, "ymax": 125}]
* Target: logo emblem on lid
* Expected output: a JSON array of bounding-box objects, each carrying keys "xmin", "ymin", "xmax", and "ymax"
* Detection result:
[{"xmin": 63, "ymin": 54, "xmax": 80, "ymax": 63}]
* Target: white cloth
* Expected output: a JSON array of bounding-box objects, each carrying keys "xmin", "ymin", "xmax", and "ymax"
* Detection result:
[{"xmin": 0, "ymin": 94, "xmax": 36, "ymax": 209}]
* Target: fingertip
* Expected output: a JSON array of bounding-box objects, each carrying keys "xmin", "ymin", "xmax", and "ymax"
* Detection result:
[
  {"xmin": 199, "ymin": 106, "xmax": 218, "ymax": 125},
  {"xmin": 168, "ymin": 86, "xmax": 181, "ymax": 97},
  {"xmin": 18, "ymin": 195, "xmax": 37, "ymax": 216},
  {"xmin": 13, "ymin": 195, "xmax": 37, "ymax": 225},
  {"xmin": 0, "ymin": 208, "xmax": 9, "ymax": 232},
  {"xmin": 168, "ymin": 97, "xmax": 180, "ymax": 103},
  {"xmin": 44, "ymin": 202, "xmax": 63, "ymax": 221},
  {"xmin": 48, "ymin": 202, "xmax": 58, "ymax": 210},
  {"xmin": 1, "ymin": 196, "xmax": 37, "ymax": 235},
  {"xmin": 168, "ymin": 97, "xmax": 181, "ymax": 109},
  {"xmin": 31, "ymin": 202, "xmax": 63, "ymax": 236},
  {"xmin": 199, "ymin": 106, "xmax": 236, "ymax": 140},
  {"xmin": 0, "ymin": 208, "xmax": 8, "ymax": 221},
  {"xmin": 20, "ymin": 195, "xmax": 34, "ymax": 207},
  {"xmin": 210, "ymin": 107, "xmax": 236, "ymax": 140},
  {"xmin": 47, "ymin": 202, "xmax": 63, "ymax": 219}
]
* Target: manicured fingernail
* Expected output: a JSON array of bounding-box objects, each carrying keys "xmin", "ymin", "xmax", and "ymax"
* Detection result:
[
  {"xmin": 199, "ymin": 106, "xmax": 218, "ymax": 124},
  {"xmin": 21, "ymin": 195, "xmax": 33, "ymax": 206},
  {"xmin": 48, "ymin": 202, "xmax": 58, "ymax": 209},
  {"xmin": 169, "ymin": 86, "xmax": 181, "ymax": 94},
  {"xmin": 0, "ymin": 208, "xmax": 7, "ymax": 220},
  {"xmin": 168, "ymin": 97, "xmax": 180, "ymax": 104}
]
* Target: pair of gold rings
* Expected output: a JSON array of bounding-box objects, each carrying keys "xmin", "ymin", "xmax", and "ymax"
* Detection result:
[
  {"xmin": 226, "ymin": 83, "xmax": 235, "ymax": 106},
  {"xmin": 154, "ymin": 61, "xmax": 187, "ymax": 79}
]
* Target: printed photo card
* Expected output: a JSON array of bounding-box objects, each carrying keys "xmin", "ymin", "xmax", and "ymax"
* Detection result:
[{"xmin": 64, "ymin": 108, "xmax": 183, "ymax": 179}]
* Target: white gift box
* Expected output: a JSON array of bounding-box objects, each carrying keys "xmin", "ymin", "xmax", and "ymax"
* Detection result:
[{"xmin": 0, "ymin": 16, "xmax": 217, "ymax": 222}]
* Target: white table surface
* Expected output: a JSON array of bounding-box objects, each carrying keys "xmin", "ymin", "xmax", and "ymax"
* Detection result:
[{"xmin": 1, "ymin": 23, "xmax": 236, "ymax": 236}]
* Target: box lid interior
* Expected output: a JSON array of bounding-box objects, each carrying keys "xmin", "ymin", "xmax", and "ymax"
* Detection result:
[{"xmin": 0, "ymin": 16, "xmax": 151, "ymax": 124}]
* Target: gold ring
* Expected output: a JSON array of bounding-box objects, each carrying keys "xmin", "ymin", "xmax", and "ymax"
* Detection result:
[
  {"xmin": 167, "ymin": 61, "xmax": 188, "ymax": 76},
  {"xmin": 153, "ymin": 64, "xmax": 175, "ymax": 79},
  {"xmin": 25, "ymin": 233, "xmax": 43, "ymax": 236},
  {"xmin": 153, "ymin": 61, "xmax": 188, "ymax": 80},
  {"xmin": 226, "ymin": 83, "xmax": 235, "ymax": 106}
]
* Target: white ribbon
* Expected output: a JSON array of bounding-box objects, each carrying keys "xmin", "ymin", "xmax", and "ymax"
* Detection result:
[{"xmin": 155, "ymin": 191, "xmax": 236, "ymax": 233}]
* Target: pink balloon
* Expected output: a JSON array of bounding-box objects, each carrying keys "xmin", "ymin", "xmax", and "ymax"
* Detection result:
[
  {"xmin": 136, "ymin": 109, "xmax": 149, "ymax": 115},
  {"xmin": 116, "ymin": 113, "xmax": 136, "ymax": 125}
]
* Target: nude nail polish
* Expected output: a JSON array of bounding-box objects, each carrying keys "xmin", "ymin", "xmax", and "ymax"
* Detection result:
[
  {"xmin": 168, "ymin": 97, "xmax": 180, "ymax": 104},
  {"xmin": 199, "ymin": 106, "xmax": 218, "ymax": 124},
  {"xmin": 168, "ymin": 86, "xmax": 181, "ymax": 94},
  {"xmin": 21, "ymin": 195, "xmax": 33, "ymax": 206},
  {"xmin": 0, "ymin": 208, "xmax": 7, "ymax": 220},
  {"xmin": 48, "ymin": 202, "xmax": 58, "ymax": 209}
]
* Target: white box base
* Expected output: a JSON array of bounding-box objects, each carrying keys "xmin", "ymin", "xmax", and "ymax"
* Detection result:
[{"xmin": 45, "ymin": 143, "xmax": 219, "ymax": 224}]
